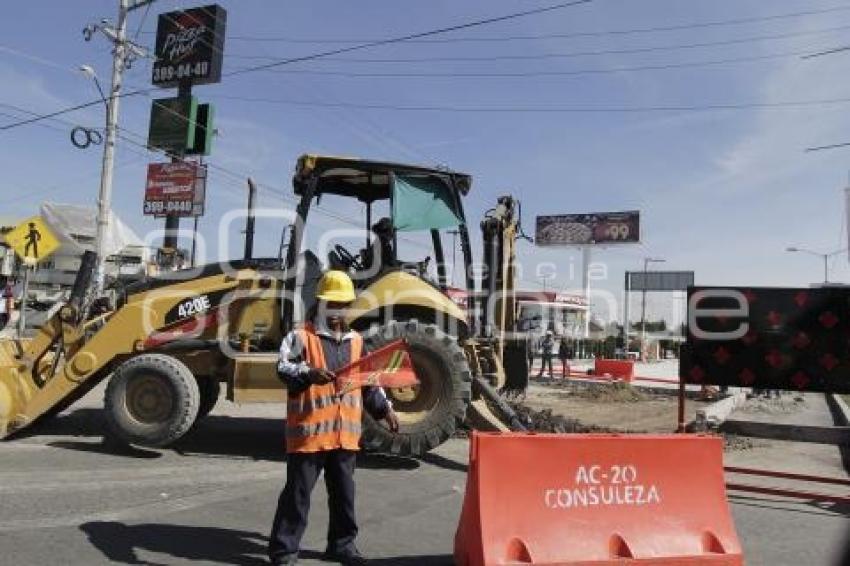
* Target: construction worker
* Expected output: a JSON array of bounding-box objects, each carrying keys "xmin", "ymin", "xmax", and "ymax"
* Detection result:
[
  {"xmin": 536, "ymin": 330, "xmax": 555, "ymax": 379},
  {"xmin": 269, "ymin": 270, "xmax": 399, "ymax": 566},
  {"xmin": 557, "ymin": 336, "xmax": 571, "ymax": 379}
]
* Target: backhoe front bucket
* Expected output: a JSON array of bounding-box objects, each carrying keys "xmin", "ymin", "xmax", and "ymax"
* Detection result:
[{"xmin": 0, "ymin": 338, "xmax": 38, "ymax": 438}]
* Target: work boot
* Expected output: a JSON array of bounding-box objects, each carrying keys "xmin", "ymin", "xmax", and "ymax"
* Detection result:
[
  {"xmin": 270, "ymin": 552, "xmax": 298, "ymax": 565},
  {"xmin": 324, "ymin": 546, "xmax": 368, "ymax": 565}
]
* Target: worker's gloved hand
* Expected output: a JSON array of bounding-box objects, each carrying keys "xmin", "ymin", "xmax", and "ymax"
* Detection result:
[
  {"xmin": 306, "ymin": 368, "xmax": 335, "ymax": 385},
  {"xmin": 384, "ymin": 408, "xmax": 400, "ymax": 432}
]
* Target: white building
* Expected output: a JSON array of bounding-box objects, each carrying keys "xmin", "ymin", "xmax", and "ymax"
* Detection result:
[{"xmin": 5, "ymin": 203, "xmax": 150, "ymax": 304}]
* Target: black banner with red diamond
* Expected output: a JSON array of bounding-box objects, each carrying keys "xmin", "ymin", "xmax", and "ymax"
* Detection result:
[{"xmin": 680, "ymin": 286, "xmax": 850, "ymax": 393}]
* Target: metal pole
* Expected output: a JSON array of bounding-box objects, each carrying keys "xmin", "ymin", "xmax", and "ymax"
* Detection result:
[
  {"xmin": 448, "ymin": 229, "xmax": 459, "ymax": 287},
  {"xmin": 623, "ymin": 271, "xmax": 631, "ymax": 355},
  {"xmin": 244, "ymin": 177, "xmax": 257, "ymax": 260},
  {"xmin": 162, "ymin": 83, "xmax": 191, "ymax": 263},
  {"xmin": 823, "ymin": 254, "xmax": 828, "ymax": 283},
  {"xmin": 640, "ymin": 258, "xmax": 648, "ymax": 350},
  {"xmin": 582, "ymin": 247, "xmax": 591, "ymax": 338},
  {"xmin": 93, "ymin": 0, "xmax": 130, "ymax": 296},
  {"xmin": 190, "ymin": 216, "xmax": 199, "ymax": 267},
  {"xmin": 16, "ymin": 265, "xmax": 31, "ymax": 338}
]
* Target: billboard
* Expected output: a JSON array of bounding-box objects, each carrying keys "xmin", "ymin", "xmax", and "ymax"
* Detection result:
[
  {"xmin": 627, "ymin": 271, "xmax": 694, "ymax": 292},
  {"xmin": 147, "ymin": 96, "xmax": 197, "ymax": 153},
  {"xmin": 143, "ymin": 162, "xmax": 207, "ymax": 217},
  {"xmin": 680, "ymin": 286, "xmax": 850, "ymax": 393},
  {"xmin": 152, "ymin": 5, "xmax": 227, "ymax": 88},
  {"xmin": 536, "ymin": 211, "xmax": 640, "ymax": 246}
]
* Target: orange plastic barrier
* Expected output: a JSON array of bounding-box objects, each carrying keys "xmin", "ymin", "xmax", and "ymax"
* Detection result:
[
  {"xmin": 454, "ymin": 432, "xmax": 742, "ymax": 565},
  {"xmin": 594, "ymin": 359, "xmax": 635, "ymax": 381}
]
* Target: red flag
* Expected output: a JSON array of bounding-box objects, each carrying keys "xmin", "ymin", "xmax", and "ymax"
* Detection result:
[{"xmin": 335, "ymin": 339, "xmax": 419, "ymax": 394}]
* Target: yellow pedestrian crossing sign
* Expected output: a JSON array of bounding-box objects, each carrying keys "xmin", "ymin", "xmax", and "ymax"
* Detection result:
[{"xmin": 4, "ymin": 216, "xmax": 60, "ymax": 263}]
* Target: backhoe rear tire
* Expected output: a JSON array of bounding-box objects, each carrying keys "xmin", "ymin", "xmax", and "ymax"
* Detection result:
[
  {"xmin": 104, "ymin": 354, "xmax": 200, "ymax": 448},
  {"xmin": 361, "ymin": 320, "xmax": 471, "ymax": 457}
]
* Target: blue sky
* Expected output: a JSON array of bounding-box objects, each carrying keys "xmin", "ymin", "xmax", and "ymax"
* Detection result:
[{"xmin": 3, "ymin": 0, "xmax": 850, "ymax": 324}]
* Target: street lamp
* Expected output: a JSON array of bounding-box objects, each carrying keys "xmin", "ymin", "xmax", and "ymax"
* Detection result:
[
  {"xmin": 79, "ymin": 65, "xmax": 108, "ymax": 107},
  {"xmin": 640, "ymin": 257, "xmax": 665, "ymax": 353},
  {"xmin": 785, "ymin": 246, "xmax": 847, "ymax": 284}
]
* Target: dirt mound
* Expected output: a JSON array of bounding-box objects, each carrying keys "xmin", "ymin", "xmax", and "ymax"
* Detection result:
[
  {"xmin": 508, "ymin": 403, "xmax": 640, "ymax": 434},
  {"xmin": 567, "ymin": 382, "xmax": 649, "ymax": 403},
  {"xmin": 531, "ymin": 380, "xmax": 651, "ymax": 403}
]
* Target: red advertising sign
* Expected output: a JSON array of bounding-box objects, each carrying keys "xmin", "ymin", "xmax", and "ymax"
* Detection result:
[{"xmin": 143, "ymin": 162, "xmax": 207, "ymax": 217}]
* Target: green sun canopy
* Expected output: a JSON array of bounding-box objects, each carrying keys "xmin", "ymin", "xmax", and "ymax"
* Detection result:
[{"xmin": 392, "ymin": 174, "xmax": 462, "ymax": 232}]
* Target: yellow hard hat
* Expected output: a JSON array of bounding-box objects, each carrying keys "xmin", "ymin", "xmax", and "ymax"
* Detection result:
[{"xmin": 316, "ymin": 270, "xmax": 356, "ymax": 303}]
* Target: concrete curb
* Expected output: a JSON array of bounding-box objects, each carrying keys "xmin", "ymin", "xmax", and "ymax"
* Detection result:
[
  {"xmin": 827, "ymin": 393, "xmax": 850, "ymax": 427},
  {"xmin": 719, "ymin": 419, "xmax": 850, "ymax": 445},
  {"xmin": 693, "ymin": 391, "xmax": 747, "ymax": 431}
]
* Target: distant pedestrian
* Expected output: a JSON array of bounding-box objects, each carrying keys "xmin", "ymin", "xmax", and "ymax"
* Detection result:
[
  {"xmin": 526, "ymin": 335, "xmax": 536, "ymax": 374},
  {"xmin": 558, "ymin": 336, "xmax": 571, "ymax": 378},
  {"xmin": 537, "ymin": 331, "xmax": 555, "ymax": 379}
]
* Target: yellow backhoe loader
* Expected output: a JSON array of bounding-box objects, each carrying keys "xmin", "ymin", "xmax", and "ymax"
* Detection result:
[{"xmin": 0, "ymin": 155, "xmax": 528, "ymax": 456}]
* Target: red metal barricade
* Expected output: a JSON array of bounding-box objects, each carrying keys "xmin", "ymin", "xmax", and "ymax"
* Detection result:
[{"xmin": 594, "ymin": 359, "xmax": 635, "ymax": 382}]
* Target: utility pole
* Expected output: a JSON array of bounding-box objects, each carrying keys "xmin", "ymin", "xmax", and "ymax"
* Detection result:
[
  {"xmin": 85, "ymin": 0, "xmax": 153, "ymax": 296},
  {"xmin": 190, "ymin": 216, "xmax": 199, "ymax": 267},
  {"xmin": 244, "ymin": 177, "xmax": 257, "ymax": 260},
  {"xmin": 581, "ymin": 247, "xmax": 591, "ymax": 338}
]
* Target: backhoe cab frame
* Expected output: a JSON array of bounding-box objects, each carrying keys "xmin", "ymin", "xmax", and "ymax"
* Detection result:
[{"xmin": 282, "ymin": 155, "xmax": 477, "ymax": 333}]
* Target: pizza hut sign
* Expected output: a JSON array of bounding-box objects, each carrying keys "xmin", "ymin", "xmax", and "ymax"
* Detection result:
[{"xmin": 152, "ymin": 4, "xmax": 226, "ymax": 88}]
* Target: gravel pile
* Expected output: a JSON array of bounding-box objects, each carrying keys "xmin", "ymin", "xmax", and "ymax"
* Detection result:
[
  {"xmin": 740, "ymin": 395, "xmax": 806, "ymax": 415},
  {"xmin": 508, "ymin": 403, "xmax": 638, "ymax": 434}
]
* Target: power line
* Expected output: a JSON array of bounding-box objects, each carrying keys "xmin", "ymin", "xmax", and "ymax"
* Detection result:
[
  {"xmin": 254, "ymin": 49, "xmax": 813, "ymax": 79},
  {"xmin": 806, "ymin": 140, "xmax": 850, "ymax": 151},
  {"xmin": 132, "ymin": 0, "xmax": 153, "ymax": 41},
  {"xmin": 802, "ymin": 44, "xmax": 850, "ymax": 59},
  {"xmin": 0, "ymin": 45, "xmax": 79, "ymax": 74},
  {"xmin": 0, "ymin": 33, "xmax": 827, "ymax": 85},
  {"xmin": 223, "ymin": 0, "xmax": 593, "ymax": 77},
  {"xmin": 209, "ymin": 93, "xmax": 850, "ymax": 114},
  {"xmin": 166, "ymin": 4, "xmax": 850, "ymax": 44},
  {"xmin": 0, "ymin": 92, "xmax": 145, "ymax": 131},
  {"xmin": 224, "ymin": 22, "xmax": 850, "ymax": 64}
]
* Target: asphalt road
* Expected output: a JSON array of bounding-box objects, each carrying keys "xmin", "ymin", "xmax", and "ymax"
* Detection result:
[{"xmin": 0, "ymin": 393, "xmax": 848, "ymax": 565}]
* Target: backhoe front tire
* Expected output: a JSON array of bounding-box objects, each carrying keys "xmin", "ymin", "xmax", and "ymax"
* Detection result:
[
  {"xmin": 104, "ymin": 354, "xmax": 200, "ymax": 447},
  {"xmin": 361, "ymin": 320, "xmax": 471, "ymax": 457}
]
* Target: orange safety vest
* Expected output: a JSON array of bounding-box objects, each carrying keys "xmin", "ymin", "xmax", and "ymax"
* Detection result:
[{"xmin": 286, "ymin": 325, "xmax": 364, "ymax": 453}]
